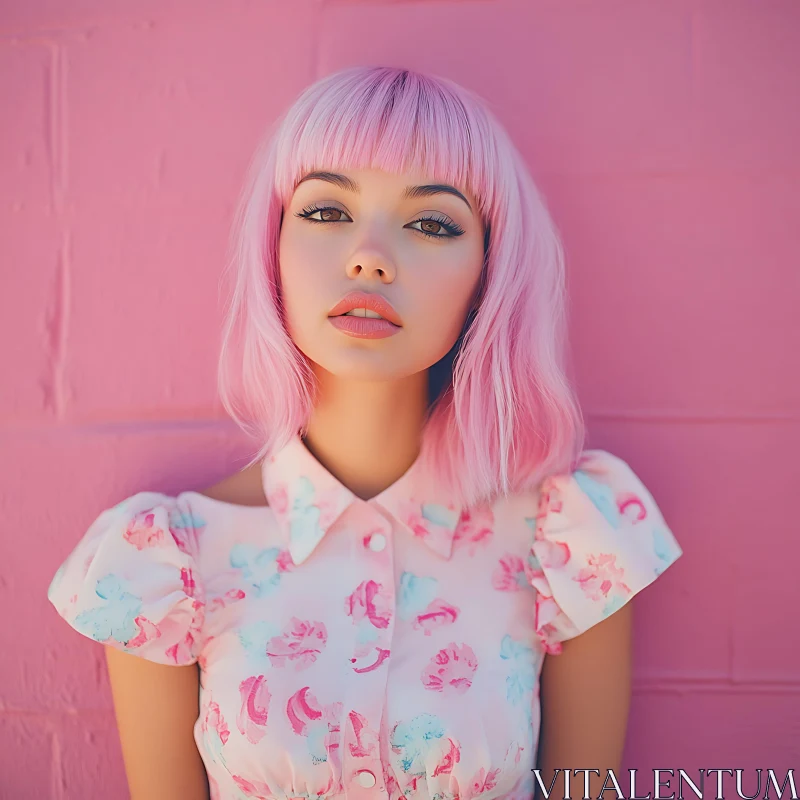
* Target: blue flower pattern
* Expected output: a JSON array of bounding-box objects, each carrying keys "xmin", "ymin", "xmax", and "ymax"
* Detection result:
[
  {"xmin": 397, "ymin": 571, "xmax": 438, "ymax": 621},
  {"xmin": 420, "ymin": 503, "xmax": 460, "ymax": 531},
  {"xmin": 288, "ymin": 476, "xmax": 323, "ymax": 561},
  {"xmin": 391, "ymin": 713, "xmax": 446, "ymax": 775},
  {"xmin": 73, "ymin": 574, "xmax": 144, "ymax": 645},
  {"xmin": 168, "ymin": 505, "xmax": 207, "ymax": 533},
  {"xmin": 500, "ymin": 634, "xmax": 537, "ymax": 727},
  {"xmin": 573, "ymin": 470, "xmax": 621, "ymax": 529},
  {"xmin": 229, "ymin": 544, "xmax": 283, "ymax": 597},
  {"xmin": 237, "ymin": 619, "xmax": 281, "ymax": 663}
]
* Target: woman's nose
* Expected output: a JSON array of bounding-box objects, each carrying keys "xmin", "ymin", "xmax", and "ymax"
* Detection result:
[{"xmin": 344, "ymin": 247, "xmax": 397, "ymax": 281}]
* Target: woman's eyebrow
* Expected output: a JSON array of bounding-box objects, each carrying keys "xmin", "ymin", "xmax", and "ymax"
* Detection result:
[{"xmin": 295, "ymin": 171, "xmax": 473, "ymax": 214}]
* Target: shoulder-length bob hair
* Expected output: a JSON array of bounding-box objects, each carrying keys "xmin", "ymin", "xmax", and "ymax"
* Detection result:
[{"xmin": 217, "ymin": 65, "xmax": 585, "ymax": 511}]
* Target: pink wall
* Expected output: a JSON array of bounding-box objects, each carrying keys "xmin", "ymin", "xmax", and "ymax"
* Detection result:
[{"xmin": 2, "ymin": 1, "xmax": 798, "ymax": 797}]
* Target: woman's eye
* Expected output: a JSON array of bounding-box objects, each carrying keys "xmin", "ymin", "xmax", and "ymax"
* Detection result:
[
  {"xmin": 408, "ymin": 219, "xmax": 449, "ymax": 238},
  {"xmin": 296, "ymin": 205, "xmax": 351, "ymax": 223}
]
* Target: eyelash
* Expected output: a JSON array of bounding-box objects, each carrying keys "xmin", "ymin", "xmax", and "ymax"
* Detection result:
[{"xmin": 294, "ymin": 204, "xmax": 465, "ymax": 240}]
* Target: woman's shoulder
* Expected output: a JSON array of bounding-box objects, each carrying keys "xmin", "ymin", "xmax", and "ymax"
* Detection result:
[
  {"xmin": 527, "ymin": 447, "xmax": 684, "ymax": 654},
  {"xmin": 46, "ymin": 463, "xmax": 272, "ymax": 666},
  {"xmin": 195, "ymin": 462, "xmax": 269, "ymax": 508},
  {"xmin": 47, "ymin": 490, "xmax": 207, "ymax": 665}
]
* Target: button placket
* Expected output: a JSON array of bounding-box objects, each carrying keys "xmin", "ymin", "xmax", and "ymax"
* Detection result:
[{"xmin": 342, "ymin": 512, "xmax": 395, "ymax": 797}]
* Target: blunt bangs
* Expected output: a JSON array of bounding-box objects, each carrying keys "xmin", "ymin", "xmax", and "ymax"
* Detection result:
[{"xmin": 272, "ymin": 67, "xmax": 495, "ymax": 225}]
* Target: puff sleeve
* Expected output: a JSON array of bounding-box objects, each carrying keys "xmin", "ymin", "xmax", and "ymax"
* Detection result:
[
  {"xmin": 47, "ymin": 491, "xmax": 206, "ymax": 666},
  {"xmin": 528, "ymin": 450, "xmax": 683, "ymax": 655}
]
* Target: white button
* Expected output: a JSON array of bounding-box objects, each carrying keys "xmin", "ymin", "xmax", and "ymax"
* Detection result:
[
  {"xmin": 355, "ymin": 770, "xmax": 376, "ymax": 788},
  {"xmin": 368, "ymin": 533, "xmax": 386, "ymax": 552}
]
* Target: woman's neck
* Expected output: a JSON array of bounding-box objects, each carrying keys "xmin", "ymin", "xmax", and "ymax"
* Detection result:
[{"xmin": 301, "ymin": 367, "xmax": 428, "ymax": 501}]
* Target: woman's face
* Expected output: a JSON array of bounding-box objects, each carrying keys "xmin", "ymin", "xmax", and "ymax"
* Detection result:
[{"xmin": 278, "ymin": 167, "xmax": 485, "ymax": 382}]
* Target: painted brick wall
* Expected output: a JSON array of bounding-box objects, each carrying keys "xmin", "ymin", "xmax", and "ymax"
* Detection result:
[{"xmin": 1, "ymin": 1, "xmax": 798, "ymax": 797}]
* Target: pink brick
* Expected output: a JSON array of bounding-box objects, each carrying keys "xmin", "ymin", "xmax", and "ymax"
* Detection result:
[
  {"xmin": 692, "ymin": 1, "xmax": 800, "ymax": 172},
  {"xmin": 0, "ymin": 42, "xmax": 62, "ymax": 421},
  {"xmin": 625, "ymin": 690, "xmax": 800, "ymax": 770},
  {"xmin": 61, "ymin": 9, "xmax": 317, "ymax": 420},
  {"xmin": 0, "ymin": 716, "xmax": 56, "ymax": 800},
  {"xmin": 544, "ymin": 173, "xmax": 800, "ymax": 416},
  {"xmin": 319, "ymin": 1, "xmax": 694, "ymax": 175},
  {"xmin": 56, "ymin": 712, "xmax": 129, "ymax": 799},
  {"xmin": 0, "ymin": 0, "xmax": 232, "ymax": 36}
]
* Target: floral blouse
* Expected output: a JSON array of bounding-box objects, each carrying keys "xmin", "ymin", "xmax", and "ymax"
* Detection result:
[{"xmin": 47, "ymin": 433, "xmax": 683, "ymax": 800}]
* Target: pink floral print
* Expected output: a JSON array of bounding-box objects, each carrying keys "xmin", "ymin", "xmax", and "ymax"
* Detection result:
[
  {"xmin": 421, "ymin": 643, "xmax": 479, "ymax": 694},
  {"xmin": 491, "ymin": 554, "xmax": 534, "ymax": 592},
  {"xmin": 286, "ymin": 687, "xmax": 344, "ymax": 770},
  {"xmin": 347, "ymin": 710, "xmax": 380, "ymax": 758},
  {"xmin": 47, "ymin": 436, "xmax": 682, "ymax": 799},
  {"xmin": 345, "ymin": 580, "xmax": 392, "ymax": 628},
  {"xmin": 464, "ymin": 766, "xmax": 501, "ymax": 800},
  {"xmin": 122, "ymin": 510, "xmax": 165, "ymax": 550},
  {"xmin": 452, "ymin": 506, "xmax": 495, "ymax": 555},
  {"xmin": 411, "ymin": 599, "xmax": 459, "ymax": 635},
  {"xmin": 232, "ymin": 775, "xmax": 272, "ymax": 799},
  {"xmin": 266, "ymin": 617, "xmax": 327, "ymax": 670},
  {"xmin": 574, "ymin": 552, "xmax": 632, "ymax": 601},
  {"xmin": 237, "ymin": 675, "xmax": 271, "ymax": 744}
]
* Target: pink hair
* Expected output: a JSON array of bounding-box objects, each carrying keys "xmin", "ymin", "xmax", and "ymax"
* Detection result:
[{"xmin": 217, "ymin": 66, "xmax": 585, "ymax": 510}]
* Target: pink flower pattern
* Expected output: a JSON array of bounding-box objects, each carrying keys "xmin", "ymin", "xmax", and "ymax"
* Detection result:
[
  {"xmin": 202, "ymin": 697, "xmax": 230, "ymax": 746},
  {"xmin": 452, "ymin": 506, "xmax": 495, "ymax": 555},
  {"xmin": 123, "ymin": 511, "xmax": 165, "ymax": 550},
  {"xmin": 399, "ymin": 498, "xmax": 462, "ymax": 558},
  {"xmin": 345, "ymin": 580, "xmax": 392, "ymax": 628},
  {"xmin": 464, "ymin": 766, "xmax": 502, "ymax": 800},
  {"xmin": 266, "ymin": 617, "xmax": 327, "ymax": 670},
  {"xmin": 48, "ymin": 438, "xmax": 682, "ymax": 800},
  {"xmin": 232, "ymin": 775, "xmax": 272, "ymax": 799},
  {"xmin": 412, "ymin": 599, "xmax": 459, "ymax": 635},
  {"xmin": 237, "ymin": 674, "xmax": 271, "ymax": 744},
  {"xmin": 347, "ymin": 709, "xmax": 380, "ymax": 758},
  {"xmin": 421, "ymin": 643, "xmax": 479, "ymax": 694},
  {"xmin": 266, "ymin": 483, "xmax": 289, "ymax": 517},
  {"xmin": 286, "ymin": 687, "xmax": 344, "ymax": 771},
  {"xmin": 432, "ymin": 738, "xmax": 461, "ymax": 776},
  {"xmin": 491, "ymin": 554, "xmax": 532, "ymax": 592},
  {"xmin": 574, "ymin": 552, "xmax": 633, "ymax": 601}
]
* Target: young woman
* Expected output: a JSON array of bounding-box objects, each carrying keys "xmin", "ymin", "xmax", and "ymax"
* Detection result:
[{"xmin": 48, "ymin": 66, "xmax": 683, "ymax": 800}]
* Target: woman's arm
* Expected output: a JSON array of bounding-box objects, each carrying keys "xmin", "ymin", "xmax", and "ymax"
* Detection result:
[
  {"xmin": 534, "ymin": 601, "xmax": 633, "ymax": 800},
  {"xmin": 104, "ymin": 647, "xmax": 210, "ymax": 800}
]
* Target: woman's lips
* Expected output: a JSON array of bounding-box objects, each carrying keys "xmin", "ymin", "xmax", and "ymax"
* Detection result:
[
  {"xmin": 327, "ymin": 291, "xmax": 403, "ymax": 326},
  {"xmin": 328, "ymin": 315, "xmax": 401, "ymax": 339}
]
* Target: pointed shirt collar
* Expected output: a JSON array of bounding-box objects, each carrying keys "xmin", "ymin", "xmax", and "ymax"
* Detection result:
[{"xmin": 261, "ymin": 432, "xmax": 464, "ymax": 566}]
